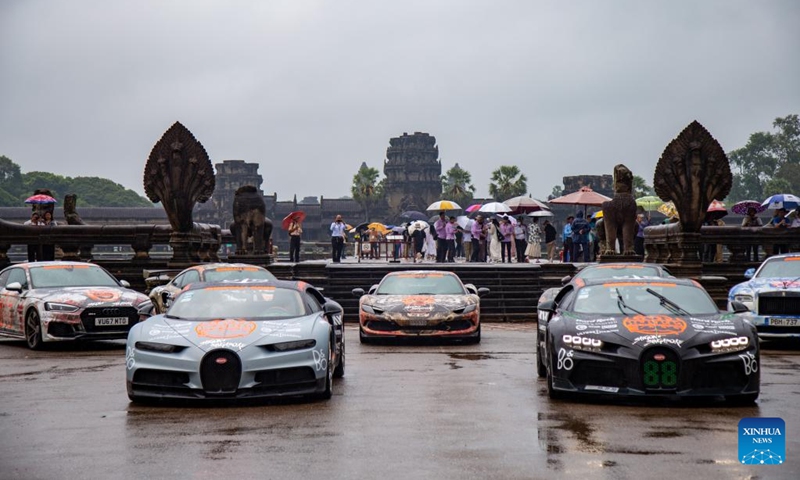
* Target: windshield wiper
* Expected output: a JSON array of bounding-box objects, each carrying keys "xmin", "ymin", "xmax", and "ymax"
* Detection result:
[
  {"xmin": 645, "ymin": 288, "xmax": 689, "ymax": 316},
  {"xmin": 616, "ymin": 289, "xmax": 643, "ymax": 315},
  {"xmin": 164, "ymin": 314, "xmax": 184, "ymax": 320}
]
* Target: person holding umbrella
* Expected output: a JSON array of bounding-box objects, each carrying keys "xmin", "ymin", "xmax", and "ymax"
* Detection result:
[
  {"xmin": 23, "ymin": 212, "xmax": 42, "ymax": 262},
  {"xmin": 434, "ymin": 211, "xmax": 448, "ymax": 263},
  {"xmin": 470, "ymin": 215, "xmax": 486, "ymax": 262},
  {"xmin": 769, "ymin": 208, "xmax": 790, "ymax": 255},
  {"xmin": 544, "ymin": 219, "xmax": 557, "ymax": 262},
  {"xmin": 330, "ymin": 214, "xmax": 347, "ymax": 263},
  {"xmin": 741, "ymin": 206, "xmax": 763, "ymax": 261},
  {"xmin": 288, "ymin": 216, "xmax": 303, "ymax": 263}
]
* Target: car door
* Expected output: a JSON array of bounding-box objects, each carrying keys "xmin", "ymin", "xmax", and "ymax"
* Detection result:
[
  {"xmin": 0, "ymin": 269, "xmax": 12, "ymax": 333},
  {"xmin": 1, "ymin": 268, "xmax": 30, "ymax": 335}
]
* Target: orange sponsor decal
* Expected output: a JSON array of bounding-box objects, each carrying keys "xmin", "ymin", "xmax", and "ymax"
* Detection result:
[
  {"xmin": 203, "ymin": 286, "xmax": 276, "ymax": 291},
  {"xmin": 85, "ymin": 289, "xmax": 122, "ymax": 302},
  {"xmin": 401, "ymin": 296, "xmax": 436, "ymax": 306},
  {"xmin": 596, "ymin": 265, "xmax": 644, "ymax": 269},
  {"xmin": 195, "ymin": 319, "xmax": 257, "ymax": 338},
  {"xmin": 42, "ymin": 265, "xmax": 90, "ymax": 269},
  {"xmin": 396, "ymin": 273, "xmax": 445, "ymax": 278},
  {"xmin": 213, "ymin": 267, "xmax": 259, "ymax": 272},
  {"xmin": 603, "ymin": 282, "xmax": 676, "ymax": 288},
  {"xmin": 783, "ymin": 257, "xmax": 800, "ymax": 261},
  {"xmin": 622, "ymin": 315, "xmax": 687, "ymax": 335}
]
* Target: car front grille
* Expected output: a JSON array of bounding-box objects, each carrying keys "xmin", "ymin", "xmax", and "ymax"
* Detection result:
[
  {"xmin": 80, "ymin": 306, "xmax": 138, "ymax": 333},
  {"xmin": 366, "ymin": 319, "xmax": 475, "ymax": 332},
  {"xmin": 133, "ymin": 369, "xmax": 190, "ymax": 388},
  {"xmin": 200, "ymin": 350, "xmax": 241, "ymax": 394},
  {"xmin": 758, "ymin": 292, "xmax": 800, "ymax": 316},
  {"xmin": 569, "ymin": 361, "xmax": 628, "ymax": 389},
  {"xmin": 47, "ymin": 322, "xmax": 76, "ymax": 337},
  {"xmin": 251, "ymin": 367, "xmax": 318, "ymax": 395},
  {"xmin": 687, "ymin": 361, "xmax": 747, "ymax": 390},
  {"xmin": 640, "ymin": 347, "xmax": 680, "ymax": 392}
]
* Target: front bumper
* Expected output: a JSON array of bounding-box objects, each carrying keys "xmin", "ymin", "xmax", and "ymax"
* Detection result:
[
  {"xmin": 740, "ymin": 314, "xmax": 800, "ymax": 339},
  {"xmin": 359, "ymin": 312, "xmax": 479, "ymax": 338}
]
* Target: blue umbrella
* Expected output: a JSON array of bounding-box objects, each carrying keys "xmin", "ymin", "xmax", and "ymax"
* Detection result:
[
  {"xmin": 400, "ymin": 210, "xmax": 428, "ymax": 222},
  {"xmin": 762, "ymin": 194, "xmax": 800, "ymax": 210}
]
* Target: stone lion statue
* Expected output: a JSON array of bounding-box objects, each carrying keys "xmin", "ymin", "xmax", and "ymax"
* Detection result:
[
  {"xmin": 601, "ymin": 164, "xmax": 637, "ymax": 255},
  {"xmin": 63, "ymin": 194, "xmax": 86, "ymax": 225},
  {"xmin": 229, "ymin": 185, "xmax": 273, "ymax": 255}
]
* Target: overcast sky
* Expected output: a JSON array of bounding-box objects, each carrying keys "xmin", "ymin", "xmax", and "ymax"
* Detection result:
[{"xmin": 1, "ymin": 0, "xmax": 799, "ymax": 203}]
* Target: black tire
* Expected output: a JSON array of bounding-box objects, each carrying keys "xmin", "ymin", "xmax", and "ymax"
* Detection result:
[
  {"xmin": 546, "ymin": 349, "xmax": 565, "ymax": 400},
  {"xmin": 536, "ymin": 340, "xmax": 547, "ymax": 379},
  {"xmin": 315, "ymin": 345, "xmax": 333, "ymax": 400},
  {"xmin": 359, "ymin": 327, "xmax": 371, "ymax": 344},
  {"xmin": 725, "ymin": 392, "xmax": 759, "ymax": 405},
  {"xmin": 25, "ymin": 309, "xmax": 44, "ymax": 350},
  {"xmin": 333, "ymin": 340, "xmax": 345, "ymax": 378},
  {"xmin": 472, "ymin": 324, "xmax": 481, "ymax": 344}
]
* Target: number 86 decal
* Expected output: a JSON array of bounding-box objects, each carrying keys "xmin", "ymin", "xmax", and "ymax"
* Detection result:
[{"xmin": 557, "ymin": 348, "xmax": 574, "ymax": 371}]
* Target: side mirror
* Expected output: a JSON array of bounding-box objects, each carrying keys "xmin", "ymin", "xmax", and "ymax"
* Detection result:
[
  {"xmin": 352, "ymin": 288, "xmax": 365, "ymax": 298},
  {"xmin": 477, "ymin": 287, "xmax": 490, "ymax": 297},
  {"xmin": 730, "ymin": 301, "xmax": 750, "ymax": 314},
  {"xmin": 137, "ymin": 301, "xmax": 155, "ymax": 319},
  {"xmin": 538, "ymin": 300, "xmax": 555, "ymax": 323},
  {"xmin": 560, "ymin": 275, "xmax": 572, "ymax": 286},
  {"xmin": 323, "ymin": 302, "xmax": 343, "ymax": 316},
  {"xmin": 744, "ymin": 268, "xmax": 756, "ymax": 279},
  {"xmin": 464, "ymin": 283, "xmax": 478, "ymax": 295},
  {"xmin": 5, "ymin": 282, "xmax": 23, "ymax": 293},
  {"xmin": 119, "ymin": 280, "xmax": 131, "ymax": 288}
]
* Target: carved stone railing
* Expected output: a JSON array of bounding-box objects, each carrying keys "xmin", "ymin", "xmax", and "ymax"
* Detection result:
[
  {"xmin": 644, "ymin": 224, "xmax": 800, "ymax": 264},
  {"xmin": 0, "ymin": 218, "xmax": 227, "ymax": 269}
]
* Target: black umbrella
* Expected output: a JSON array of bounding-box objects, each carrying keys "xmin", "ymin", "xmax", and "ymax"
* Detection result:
[
  {"xmin": 400, "ymin": 210, "xmax": 428, "ymax": 222},
  {"xmin": 350, "ymin": 221, "xmax": 369, "ymax": 234}
]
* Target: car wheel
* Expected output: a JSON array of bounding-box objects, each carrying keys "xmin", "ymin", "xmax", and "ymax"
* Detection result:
[
  {"xmin": 547, "ymin": 349, "xmax": 565, "ymax": 400},
  {"xmin": 725, "ymin": 392, "xmax": 759, "ymax": 405},
  {"xmin": 25, "ymin": 309, "xmax": 45, "ymax": 350},
  {"xmin": 333, "ymin": 339, "xmax": 345, "ymax": 378},
  {"xmin": 359, "ymin": 327, "xmax": 371, "ymax": 344},
  {"xmin": 471, "ymin": 324, "xmax": 481, "ymax": 344},
  {"xmin": 536, "ymin": 341, "xmax": 547, "ymax": 379}
]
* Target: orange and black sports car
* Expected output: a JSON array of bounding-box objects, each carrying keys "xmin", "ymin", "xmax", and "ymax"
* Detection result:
[
  {"xmin": 538, "ymin": 277, "xmax": 759, "ymax": 404},
  {"xmin": 352, "ymin": 270, "xmax": 488, "ymax": 344}
]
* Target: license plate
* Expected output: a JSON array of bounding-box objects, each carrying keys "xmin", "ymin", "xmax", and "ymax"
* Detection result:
[
  {"xmin": 95, "ymin": 317, "xmax": 129, "ymax": 326},
  {"xmin": 768, "ymin": 318, "xmax": 800, "ymax": 327},
  {"xmin": 408, "ymin": 319, "xmax": 429, "ymax": 326}
]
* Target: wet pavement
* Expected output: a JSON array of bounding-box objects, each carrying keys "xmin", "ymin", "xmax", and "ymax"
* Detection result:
[{"xmin": 1, "ymin": 324, "xmax": 799, "ymax": 479}]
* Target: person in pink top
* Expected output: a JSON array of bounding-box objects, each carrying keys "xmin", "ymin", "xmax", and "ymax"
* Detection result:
[
  {"xmin": 433, "ymin": 211, "xmax": 448, "ymax": 263},
  {"xmin": 445, "ymin": 216, "xmax": 457, "ymax": 262},
  {"xmin": 470, "ymin": 215, "xmax": 485, "ymax": 262},
  {"xmin": 500, "ymin": 217, "xmax": 514, "ymax": 263}
]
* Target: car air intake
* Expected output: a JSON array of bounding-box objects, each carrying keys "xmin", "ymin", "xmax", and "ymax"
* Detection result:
[{"xmin": 200, "ymin": 349, "xmax": 241, "ymax": 394}]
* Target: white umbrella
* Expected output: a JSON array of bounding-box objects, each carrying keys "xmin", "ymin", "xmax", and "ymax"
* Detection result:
[
  {"xmin": 456, "ymin": 215, "xmax": 472, "ymax": 229},
  {"xmin": 426, "ymin": 200, "xmax": 462, "ymax": 211},
  {"xmin": 479, "ymin": 202, "xmax": 512, "ymax": 214},
  {"xmin": 527, "ymin": 210, "xmax": 554, "ymax": 217},
  {"xmin": 498, "ymin": 213, "xmax": 518, "ymax": 225},
  {"xmin": 503, "ymin": 195, "xmax": 550, "ymax": 213},
  {"xmin": 407, "ymin": 220, "xmax": 430, "ymax": 233}
]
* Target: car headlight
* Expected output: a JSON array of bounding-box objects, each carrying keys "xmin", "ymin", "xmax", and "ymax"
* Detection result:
[
  {"xmin": 562, "ymin": 334, "xmax": 603, "ymax": 351},
  {"xmin": 455, "ymin": 304, "xmax": 477, "ymax": 314},
  {"xmin": 135, "ymin": 341, "xmax": 187, "ymax": 353},
  {"xmin": 361, "ymin": 304, "xmax": 383, "ymax": 315},
  {"xmin": 44, "ymin": 302, "xmax": 80, "ymax": 313},
  {"xmin": 733, "ymin": 294, "xmax": 753, "ymax": 303},
  {"xmin": 263, "ymin": 339, "xmax": 317, "ymax": 352},
  {"xmin": 710, "ymin": 336, "xmax": 750, "ymax": 353}
]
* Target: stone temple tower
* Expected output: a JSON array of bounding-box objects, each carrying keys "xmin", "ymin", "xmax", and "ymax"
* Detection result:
[
  {"xmin": 383, "ymin": 132, "xmax": 442, "ymax": 217},
  {"xmin": 212, "ymin": 160, "xmax": 264, "ymax": 228}
]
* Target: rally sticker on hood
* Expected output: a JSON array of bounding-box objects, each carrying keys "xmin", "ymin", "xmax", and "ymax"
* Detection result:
[
  {"xmin": 622, "ymin": 315, "xmax": 687, "ymax": 336},
  {"xmin": 84, "ymin": 289, "xmax": 123, "ymax": 302},
  {"xmin": 195, "ymin": 319, "xmax": 257, "ymax": 338}
]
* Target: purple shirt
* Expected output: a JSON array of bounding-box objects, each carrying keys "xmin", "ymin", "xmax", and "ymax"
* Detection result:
[
  {"xmin": 445, "ymin": 222, "xmax": 456, "ymax": 240},
  {"xmin": 434, "ymin": 218, "xmax": 447, "ymax": 239},
  {"xmin": 500, "ymin": 223, "xmax": 514, "ymax": 242},
  {"xmin": 471, "ymin": 220, "xmax": 484, "ymax": 239}
]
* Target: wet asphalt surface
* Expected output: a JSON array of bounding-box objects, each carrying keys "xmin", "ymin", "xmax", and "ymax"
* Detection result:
[{"xmin": 1, "ymin": 324, "xmax": 799, "ymax": 480}]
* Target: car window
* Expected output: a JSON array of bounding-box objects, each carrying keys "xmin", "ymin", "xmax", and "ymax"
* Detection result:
[
  {"xmin": 0, "ymin": 270, "xmax": 10, "ymax": 288},
  {"xmin": 376, "ymin": 273, "xmax": 466, "ymax": 295},
  {"xmin": 577, "ymin": 265, "xmax": 664, "ymax": 280},
  {"xmin": 28, "ymin": 265, "xmax": 118, "ymax": 288},
  {"xmin": 7, "ymin": 268, "xmax": 28, "ymax": 289},
  {"xmin": 182, "ymin": 270, "xmax": 200, "ymax": 286},
  {"xmin": 171, "ymin": 273, "xmax": 186, "ymax": 288},
  {"xmin": 169, "ymin": 286, "xmax": 308, "ymax": 319},
  {"xmin": 572, "ymin": 283, "xmax": 718, "ymax": 315},
  {"xmin": 204, "ymin": 267, "xmax": 277, "ymax": 282},
  {"xmin": 756, "ymin": 257, "xmax": 800, "ymax": 278}
]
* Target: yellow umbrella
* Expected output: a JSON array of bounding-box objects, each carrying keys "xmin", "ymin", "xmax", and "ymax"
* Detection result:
[
  {"xmin": 367, "ymin": 222, "xmax": 390, "ymax": 234},
  {"xmin": 426, "ymin": 200, "xmax": 462, "ymax": 211},
  {"xmin": 658, "ymin": 201, "xmax": 679, "ymax": 218}
]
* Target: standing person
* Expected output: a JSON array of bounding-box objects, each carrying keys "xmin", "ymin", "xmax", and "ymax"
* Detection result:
[
  {"xmin": 423, "ymin": 226, "xmax": 437, "ymax": 261},
  {"xmin": 514, "ymin": 217, "xmax": 527, "ymax": 263},
  {"xmin": 634, "ymin": 213, "xmax": 649, "ymax": 257},
  {"xmin": 455, "ymin": 225, "xmax": 464, "ymax": 259},
  {"xmin": 571, "ymin": 211, "xmax": 590, "ymax": 262},
  {"xmin": 24, "ymin": 212, "xmax": 42, "ymax": 262},
  {"xmin": 488, "ymin": 218, "xmax": 502, "ymax": 263},
  {"xmin": 525, "ymin": 217, "xmax": 542, "ymax": 263},
  {"xmin": 445, "ymin": 216, "xmax": 457, "ymax": 262},
  {"xmin": 288, "ymin": 217, "xmax": 303, "ymax": 263},
  {"xmin": 741, "ymin": 207, "xmax": 762, "ymax": 262},
  {"xmin": 330, "ymin": 215, "xmax": 346, "ymax": 263},
  {"xmin": 769, "ymin": 208, "xmax": 790, "ymax": 254},
  {"xmin": 40, "ymin": 211, "xmax": 58, "ymax": 261},
  {"xmin": 411, "ymin": 226, "xmax": 426, "ymax": 262},
  {"xmin": 544, "ymin": 219, "xmax": 557, "ymax": 262},
  {"xmin": 462, "ymin": 221, "xmax": 472, "ymax": 261},
  {"xmin": 368, "ymin": 227, "xmax": 381, "ymax": 259},
  {"xmin": 499, "ymin": 217, "xmax": 514, "ymax": 263},
  {"xmin": 562, "ymin": 216, "xmax": 574, "ymax": 262},
  {"xmin": 471, "ymin": 215, "xmax": 484, "ymax": 262},
  {"xmin": 434, "ymin": 212, "xmax": 448, "ymax": 263}
]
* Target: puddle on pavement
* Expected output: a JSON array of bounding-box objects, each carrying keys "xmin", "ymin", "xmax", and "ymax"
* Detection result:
[
  {"xmin": 644, "ymin": 430, "xmax": 684, "ymax": 438},
  {"xmin": 447, "ymin": 353, "xmax": 495, "ymax": 361}
]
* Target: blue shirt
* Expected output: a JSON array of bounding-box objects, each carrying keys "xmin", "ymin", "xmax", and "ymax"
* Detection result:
[
  {"xmin": 330, "ymin": 221, "xmax": 347, "ymax": 237},
  {"xmin": 563, "ymin": 223, "xmax": 572, "ymax": 241}
]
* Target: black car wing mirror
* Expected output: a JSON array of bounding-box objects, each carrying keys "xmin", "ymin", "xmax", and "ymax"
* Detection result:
[
  {"xmin": 730, "ymin": 301, "xmax": 750, "ymax": 314},
  {"xmin": 352, "ymin": 288, "xmax": 365, "ymax": 298}
]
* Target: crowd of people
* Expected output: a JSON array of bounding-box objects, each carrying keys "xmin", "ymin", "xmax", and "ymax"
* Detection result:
[{"xmin": 22, "ymin": 210, "xmax": 58, "ymax": 261}]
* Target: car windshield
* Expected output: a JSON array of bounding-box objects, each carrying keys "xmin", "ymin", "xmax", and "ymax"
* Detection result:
[
  {"xmin": 756, "ymin": 257, "xmax": 800, "ymax": 278},
  {"xmin": 572, "ymin": 282, "xmax": 718, "ymax": 315},
  {"xmin": 577, "ymin": 265, "xmax": 664, "ymax": 280},
  {"xmin": 29, "ymin": 265, "xmax": 120, "ymax": 288},
  {"xmin": 376, "ymin": 273, "xmax": 466, "ymax": 295},
  {"xmin": 167, "ymin": 286, "xmax": 307, "ymax": 320},
  {"xmin": 203, "ymin": 267, "xmax": 277, "ymax": 282}
]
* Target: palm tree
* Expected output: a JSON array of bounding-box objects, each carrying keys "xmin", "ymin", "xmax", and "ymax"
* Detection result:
[
  {"xmin": 489, "ymin": 165, "xmax": 528, "ymax": 200},
  {"xmin": 351, "ymin": 162, "xmax": 383, "ymax": 221},
  {"xmin": 441, "ymin": 163, "xmax": 475, "ymax": 206}
]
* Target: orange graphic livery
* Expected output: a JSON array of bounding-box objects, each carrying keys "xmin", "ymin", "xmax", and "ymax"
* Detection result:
[{"xmin": 622, "ymin": 315, "xmax": 687, "ymax": 335}]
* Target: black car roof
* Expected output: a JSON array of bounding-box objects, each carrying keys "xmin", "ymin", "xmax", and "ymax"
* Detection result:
[
  {"xmin": 578, "ymin": 276, "xmax": 696, "ymax": 287},
  {"xmin": 183, "ymin": 279, "xmax": 303, "ymax": 292}
]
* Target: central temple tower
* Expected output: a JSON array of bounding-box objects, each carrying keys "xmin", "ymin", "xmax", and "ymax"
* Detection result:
[{"xmin": 383, "ymin": 132, "xmax": 442, "ymax": 217}]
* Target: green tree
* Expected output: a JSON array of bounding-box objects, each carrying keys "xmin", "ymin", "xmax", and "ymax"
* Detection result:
[
  {"xmin": 548, "ymin": 185, "xmax": 563, "ymax": 200},
  {"xmin": 489, "ymin": 165, "xmax": 528, "ymax": 201},
  {"xmin": 728, "ymin": 114, "xmax": 800, "ymax": 202},
  {"xmin": 351, "ymin": 162, "xmax": 383, "ymax": 221},
  {"xmin": 633, "ymin": 175, "xmax": 655, "ymax": 197},
  {"xmin": 0, "ymin": 155, "xmax": 24, "ymax": 199},
  {"xmin": 763, "ymin": 178, "xmax": 793, "ymax": 198},
  {"xmin": 441, "ymin": 163, "xmax": 475, "ymax": 206}
]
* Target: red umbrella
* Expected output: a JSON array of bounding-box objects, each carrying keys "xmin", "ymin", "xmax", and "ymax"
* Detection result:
[
  {"xmin": 281, "ymin": 211, "xmax": 306, "ymax": 230},
  {"xmin": 465, "ymin": 204, "xmax": 482, "ymax": 213},
  {"xmin": 503, "ymin": 195, "xmax": 550, "ymax": 214},
  {"xmin": 549, "ymin": 187, "xmax": 611, "ymax": 207},
  {"xmin": 706, "ymin": 200, "xmax": 727, "ymax": 221},
  {"xmin": 25, "ymin": 194, "xmax": 57, "ymax": 204}
]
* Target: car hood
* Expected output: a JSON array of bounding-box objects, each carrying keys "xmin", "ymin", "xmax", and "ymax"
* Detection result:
[
  {"xmin": 137, "ymin": 314, "xmax": 321, "ymax": 352},
  {"xmin": 362, "ymin": 294, "xmax": 475, "ymax": 314},
  {"xmin": 33, "ymin": 286, "xmax": 149, "ymax": 308},
  {"xmin": 731, "ymin": 277, "xmax": 800, "ymax": 295},
  {"xmin": 552, "ymin": 311, "xmax": 747, "ymax": 348}
]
